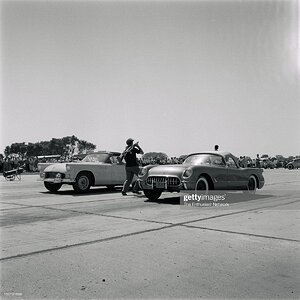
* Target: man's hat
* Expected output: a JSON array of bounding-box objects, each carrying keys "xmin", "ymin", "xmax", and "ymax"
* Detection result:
[{"xmin": 126, "ymin": 138, "xmax": 134, "ymax": 145}]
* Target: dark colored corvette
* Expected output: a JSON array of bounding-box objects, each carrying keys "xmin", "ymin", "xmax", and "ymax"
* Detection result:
[{"xmin": 138, "ymin": 151, "xmax": 265, "ymax": 200}]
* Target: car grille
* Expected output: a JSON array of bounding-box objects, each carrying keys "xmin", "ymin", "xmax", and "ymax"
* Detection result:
[
  {"xmin": 147, "ymin": 176, "xmax": 180, "ymax": 186},
  {"xmin": 45, "ymin": 172, "xmax": 65, "ymax": 179}
]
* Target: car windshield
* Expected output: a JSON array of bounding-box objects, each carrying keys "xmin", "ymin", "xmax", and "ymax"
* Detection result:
[
  {"xmin": 82, "ymin": 153, "xmax": 109, "ymax": 163},
  {"xmin": 183, "ymin": 154, "xmax": 225, "ymax": 166}
]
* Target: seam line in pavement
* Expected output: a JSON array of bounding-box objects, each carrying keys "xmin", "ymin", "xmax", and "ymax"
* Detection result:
[
  {"xmin": 0, "ymin": 205, "xmax": 33, "ymax": 211},
  {"xmin": 0, "ymin": 202, "xmax": 173, "ymax": 226},
  {"xmin": 181, "ymin": 225, "xmax": 300, "ymax": 242},
  {"xmin": 1, "ymin": 199, "xmax": 300, "ymax": 261},
  {"xmin": 1, "ymin": 198, "xmax": 299, "ymax": 227},
  {"xmin": 0, "ymin": 224, "xmax": 173, "ymax": 262},
  {"xmin": 168, "ymin": 199, "xmax": 300, "ymax": 227},
  {"xmin": 0, "ymin": 196, "xmax": 144, "ymax": 208}
]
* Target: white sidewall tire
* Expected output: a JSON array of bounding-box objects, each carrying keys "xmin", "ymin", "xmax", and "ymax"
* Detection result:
[{"xmin": 195, "ymin": 177, "xmax": 209, "ymax": 191}]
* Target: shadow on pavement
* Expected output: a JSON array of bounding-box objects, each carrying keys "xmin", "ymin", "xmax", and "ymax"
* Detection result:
[
  {"xmin": 41, "ymin": 186, "xmax": 123, "ymax": 196},
  {"xmin": 145, "ymin": 196, "xmax": 181, "ymax": 205}
]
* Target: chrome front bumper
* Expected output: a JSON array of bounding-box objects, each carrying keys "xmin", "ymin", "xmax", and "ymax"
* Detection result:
[{"xmin": 44, "ymin": 178, "xmax": 74, "ymax": 184}]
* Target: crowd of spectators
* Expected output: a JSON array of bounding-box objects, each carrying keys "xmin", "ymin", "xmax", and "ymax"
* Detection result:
[
  {"xmin": 139, "ymin": 156, "xmax": 186, "ymax": 166},
  {"xmin": 0, "ymin": 153, "xmax": 298, "ymax": 174},
  {"xmin": 0, "ymin": 157, "xmax": 36, "ymax": 173},
  {"xmin": 0, "ymin": 154, "xmax": 187, "ymax": 173},
  {"xmin": 0, "ymin": 155, "xmax": 81, "ymax": 173}
]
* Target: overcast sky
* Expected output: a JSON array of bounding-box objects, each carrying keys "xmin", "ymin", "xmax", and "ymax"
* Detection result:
[{"xmin": 1, "ymin": 0, "xmax": 299, "ymax": 158}]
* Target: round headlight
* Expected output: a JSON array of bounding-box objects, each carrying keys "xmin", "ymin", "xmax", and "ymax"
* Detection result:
[
  {"xmin": 139, "ymin": 167, "xmax": 148, "ymax": 177},
  {"xmin": 183, "ymin": 168, "xmax": 193, "ymax": 178},
  {"xmin": 56, "ymin": 173, "xmax": 61, "ymax": 178}
]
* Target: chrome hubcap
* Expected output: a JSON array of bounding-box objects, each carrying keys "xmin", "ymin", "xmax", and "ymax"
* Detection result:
[{"xmin": 78, "ymin": 176, "xmax": 89, "ymax": 190}]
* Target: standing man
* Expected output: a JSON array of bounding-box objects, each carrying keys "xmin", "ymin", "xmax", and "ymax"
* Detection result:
[
  {"xmin": 120, "ymin": 138, "xmax": 144, "ymax": 196},
  {"xmin": 214, "ymin": 145, "xmax": 219, "ymax": 151},
  {"xmin": 256, "ymin": 154, "xmax": 261, "ymax": 168}
]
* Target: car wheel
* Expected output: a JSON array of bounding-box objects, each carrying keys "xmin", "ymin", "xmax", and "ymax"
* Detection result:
[
  {"xmin": 73, "ymin": 172, "xmax": 92, "ymax": 193},
  {"xmin": 44, "ymin": 182, "xmax": 62, "ymax": 192},
  {"xmin": 288, "ymin": 164, "xmax": 294, "ymax": 170},
  {"xmin": 5, "ymin": 175, "xmax": 15, "ymax": 181},
  {"xmin": 247, "ymin": 175, "xmax": 257, "ymax": 194},
  {"xmin": 143, "ymin": 189, "xmax": 162, "ymax": 201},
  {"xmin": 195, "ymin": 176, "xmax": 209, "ymax": 191}
]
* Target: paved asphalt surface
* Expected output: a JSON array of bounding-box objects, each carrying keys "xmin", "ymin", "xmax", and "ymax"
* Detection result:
[{"xmin": 0, "ymin": 169, "xmax": 299, "ymax": 299}]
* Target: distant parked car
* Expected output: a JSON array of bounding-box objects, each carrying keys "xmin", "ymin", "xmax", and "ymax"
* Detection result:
[
  {"xmin": 239, "ymin": 156, "xmax": 252, "ymax": 168},
  {"xmin": 286, "ymin": 158, "xmax": 300, "ymax": 170},
  {"xmin": 261, "ymin": 158, "xmax": 276, "ymax": 169},
  {"xmin": 138, "ymin": 151, "xmax": 265, "ymax": 200},
  {"xmin": 38, "ymin": 151, "xmax": 126, "ymax": 193}
]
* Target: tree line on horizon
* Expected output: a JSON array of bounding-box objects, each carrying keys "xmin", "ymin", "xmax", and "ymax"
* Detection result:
[
  {"xmin": 2, "ymin": 136, "xmax": 96, "ymax": 159},
  {"xmin": 2, "ymin": 136, "xmax": 298, "ymax": 163}
]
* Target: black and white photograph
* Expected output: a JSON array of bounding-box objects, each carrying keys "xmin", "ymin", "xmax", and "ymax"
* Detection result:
[{"xmin": 1, "ymin": 0, "xmax": 299, "ymax": 299}]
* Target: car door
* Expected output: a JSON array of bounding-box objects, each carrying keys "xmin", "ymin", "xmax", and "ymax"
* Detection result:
[
  {"xmin": 225, "ymin": 156, "xmax": 248, "ymax": 189},
  {"xmin": 106, "ymin": 155, "xmax": 126, "ymax": 185},
  {"xmin": 92, "ymin": 163, "xmax": 111, "ymax": 185},
  {"xmin": 208, "ymin": 156, "xmax": 229, "ymax": 189}
]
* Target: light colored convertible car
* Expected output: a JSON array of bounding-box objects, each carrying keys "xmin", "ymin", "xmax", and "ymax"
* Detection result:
[
  {"xmin": 38, "ymin": 151, "xmax": 126, "ymax": 193},
  {"xmin": 138, "ymin": 151, "xmax": 265, "ymax": 200}
]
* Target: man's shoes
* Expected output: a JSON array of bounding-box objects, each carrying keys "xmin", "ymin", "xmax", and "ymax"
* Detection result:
[
  {"xmin": 122, "ymin": 192, "xmax": 127, "ymax": 196},
  {"xmin": 132, "ymin": 191, "xmax": 142, "ymax": 195}
]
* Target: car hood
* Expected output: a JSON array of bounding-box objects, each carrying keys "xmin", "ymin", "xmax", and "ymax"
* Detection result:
[
  {"xmin": 147, "ymin": 164, "xmax": 189, "ymax": 176},
  {"xmin": 44, "ymin": 163, "xmax": 67, "ymax": 173}
]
